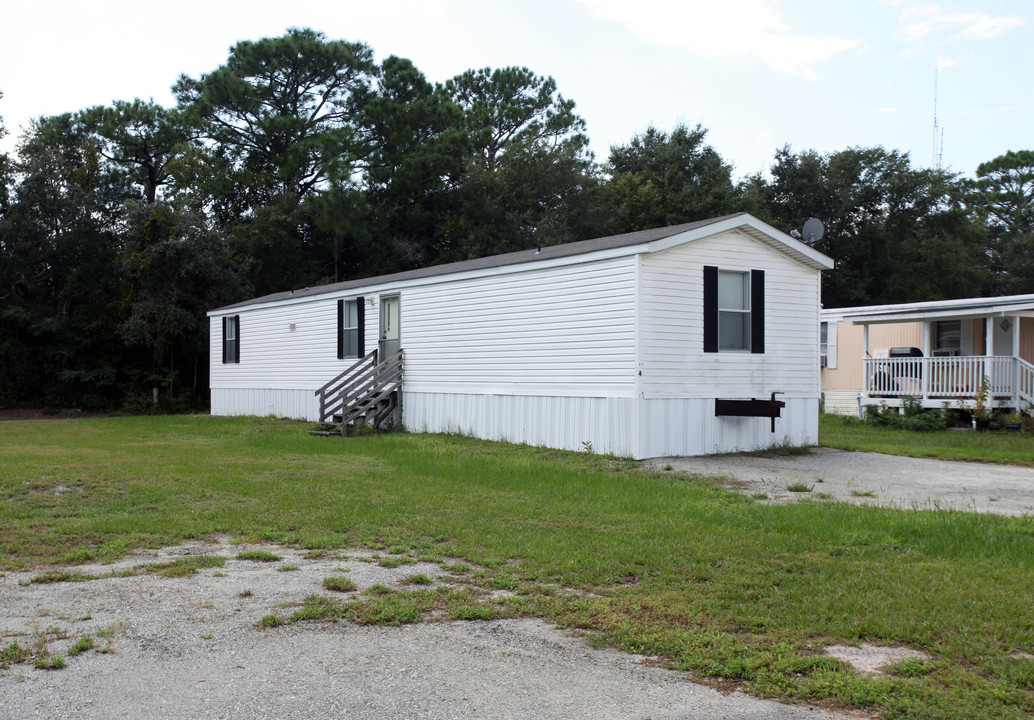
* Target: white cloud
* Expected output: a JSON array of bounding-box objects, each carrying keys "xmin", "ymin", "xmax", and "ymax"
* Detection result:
[
  {"xmin": 877, "ymin": 107, "xmax": 898, "ymax": 113},
  {"xmin": 936, "ymin": 56, "xmax": 957, "ymax": 69},
  {"xmin": 576, "ymin": 0, "xmax": 860, "ymax": 81},
  {"xmin": 894, "ymin": 3, "xmax": 1024, "ymax": 45}
]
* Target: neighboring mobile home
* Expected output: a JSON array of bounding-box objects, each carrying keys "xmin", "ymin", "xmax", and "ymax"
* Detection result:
[
  {"xmin": 821, "ymin": 295, "xmax": 1034, "ymax": 416},
  {"xmin": 209, "ymin": 213, "xmax": 833, "ymax": 458}
]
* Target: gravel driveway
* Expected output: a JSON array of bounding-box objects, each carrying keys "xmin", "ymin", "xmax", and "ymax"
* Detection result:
[
  {"xmin": 0, "ymin": 540, "xmax": 849, "ymax": 720},
  {"xmin": 648, "ymin": 448, "xmax": 1034, "ymax": 516}
]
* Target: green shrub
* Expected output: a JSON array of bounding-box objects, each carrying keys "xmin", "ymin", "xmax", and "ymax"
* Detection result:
[{"xmin": 864, "ymin": 398, "xmax": 945, "ymax": 432}]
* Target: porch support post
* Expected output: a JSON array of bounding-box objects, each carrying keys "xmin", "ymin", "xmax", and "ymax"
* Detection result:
[
  {"xmin": 985, "ymin": 317, "xmax": 994, "ymax": 394},
  {"xmin": 922, "ymin": 321, "xmax": 931, "ymax": 402},
  {"xmin": 1013, "ymin": 316, "xmax": 1021, "ymax": 410},
  {"xmin": 862, "ymin": 323, "xmax": 870, "ymax": 405}
]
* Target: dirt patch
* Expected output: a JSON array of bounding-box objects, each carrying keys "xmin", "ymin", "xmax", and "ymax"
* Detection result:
[
  {"xmin": 821, "ymin": 644, "xmax": 931, "ymax": 676},
  {"xmin": 0, "ymin": 539, "xmax": 848, "ymax": 720}
]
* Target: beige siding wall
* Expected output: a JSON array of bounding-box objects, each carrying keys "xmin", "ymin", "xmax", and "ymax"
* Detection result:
[
  {"xmin": 821, "ymin": 321, "xmax": 923, "ymax": 392},
  {"xmin": 1022, "ymin": 318, "xmax": 1034, "ymax": 363}
]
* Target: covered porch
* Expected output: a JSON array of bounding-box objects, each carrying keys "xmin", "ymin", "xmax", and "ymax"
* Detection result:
[{"xmin": 850, "ymin": 295, "xmax": 1034, "ymax": 412}]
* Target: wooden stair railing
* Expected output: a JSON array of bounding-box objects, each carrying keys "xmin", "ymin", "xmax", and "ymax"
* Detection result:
[
  {"xmin": 315, "ymin": 350, "xmax": 379, "ymax": 424},
  {"xmin": 313, "ymin": 348, "xmax": 404, "ymax": 434}
]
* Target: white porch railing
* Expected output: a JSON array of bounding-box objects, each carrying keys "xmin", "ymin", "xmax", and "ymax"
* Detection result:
[
  {"xmin": 863, "ymin": 355, "xmax": 1031, "ymax": 408},
  {"xmin": 1018, "ymin": 358, "xmax": 1034, "ymax": 408}
]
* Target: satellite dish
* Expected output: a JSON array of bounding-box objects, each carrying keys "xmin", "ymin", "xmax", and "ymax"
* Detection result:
[{"xmin": 802, "ymin": 218, "xmax": 824, "ymax": 246}]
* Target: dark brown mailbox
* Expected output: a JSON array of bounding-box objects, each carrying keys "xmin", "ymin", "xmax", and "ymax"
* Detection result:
[{"xmin": 714, "ymin": 392, "xmax": 786, "ymax": 432}]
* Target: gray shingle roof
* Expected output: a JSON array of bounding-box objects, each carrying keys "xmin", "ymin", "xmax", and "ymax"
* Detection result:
[{"xmin": 215, "ymin": 213, "xmax": 748, "ymax": 311}]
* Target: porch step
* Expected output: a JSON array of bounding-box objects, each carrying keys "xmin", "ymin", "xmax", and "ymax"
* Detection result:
[{"xmin": 308, "ymin": 423, "xmax": 341, "ymax": 437}]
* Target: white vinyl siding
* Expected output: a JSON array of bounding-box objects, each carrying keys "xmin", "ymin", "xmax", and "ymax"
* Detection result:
[
  {"xmin": 211, "ymin": 257, "xmax": 637, "ymax": 398},
  {"xmin": 401, "ymin": 257, "xmax": 637, "ymax": 397},
  {"xmin": 637, "ymin": 229, "xmax": 821, "ymax": 400},
  {"xmin": 210, "ymin": 300, "xmax": 379, "ymax": 391}
]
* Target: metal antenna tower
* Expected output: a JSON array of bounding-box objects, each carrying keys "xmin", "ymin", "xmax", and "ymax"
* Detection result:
[{"xmin": 932, "ymin": 67, "xmax": 944, "ymax": 169}]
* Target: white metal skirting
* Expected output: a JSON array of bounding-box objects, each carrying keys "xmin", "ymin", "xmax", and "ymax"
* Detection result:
[
  {"xmin": 638, "ymin": 397, "xmax": 819, "ymax": 458},
  {"xmin": 211, "ymin": 388, "xmax": 320, "ymax": 421},
  {"xmin": 402, "ymin": 392, "xmax": 639, "ymax": 458},
  {"xmin": 211, "ymin": 388, "xmax": 819, "ymax": 460},
  {"xmin": 822, "ymin": 390, "xmax": 861, "ymax": 416}
]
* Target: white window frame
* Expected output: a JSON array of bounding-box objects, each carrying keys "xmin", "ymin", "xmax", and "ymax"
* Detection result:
[
  {"xmin": 342, "ymin": 299, "xmax": 360, "ymax": 358},
  {"xmin": 717, "ymin": 270, "xmax": 751, "ymax": 351}
]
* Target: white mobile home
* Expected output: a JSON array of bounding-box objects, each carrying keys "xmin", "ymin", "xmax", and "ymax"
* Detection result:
[{"xmin": 209, "ymin": 213, "xmax": 833, "ymax": 458}]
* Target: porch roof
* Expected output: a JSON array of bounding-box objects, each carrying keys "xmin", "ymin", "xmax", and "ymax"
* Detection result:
[{"xmin": 823, "ymin": 294, "xmax": 1034, "ymax": 325}]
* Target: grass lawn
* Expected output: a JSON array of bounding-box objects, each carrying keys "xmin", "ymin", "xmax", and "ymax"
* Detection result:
[
  {"xmin": 820, "ymin": 413, "xmax": 1034, "ymax": 466},
  {"xmin": 1, "ymin": 414, "xmax": 1033, "ymax": 719}
]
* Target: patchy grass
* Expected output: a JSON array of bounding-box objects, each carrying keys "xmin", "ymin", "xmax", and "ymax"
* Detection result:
[
  {"xmin": 820, "ymin": 413, "xmax": 1034, "ymax": 465},
  {"xmin": 66, "ymin": 636, "xmax": 95, "ymax": 657},
  {"xmin": 0, "ymin": 415, "xmax": 1032, "ymax": 719},
  {"xmin": 322, "ymin": 575, "xmax": 357, "ymax": 593},
  {"xmin": 285, "ymin": 587, "xmax": 505, "ymax": 627},
  {"xmin": 34, "ymin": 652, "xmax": 65, "ymax": 670},
  {"xmin": 23, "ymin": 569, "xmax": 105, "ymax": 585},
  {"xmin": 143, "ymin": 555, "xmax": 225, "ymax": 577},
  {"xmin": 237, "ymin": 550, "xmax": 281, "ymax": 562}
]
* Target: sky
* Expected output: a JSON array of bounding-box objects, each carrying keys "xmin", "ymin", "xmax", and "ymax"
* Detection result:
[{"xmin": 0, "ymin": 0, "xmax": 1029, "ymax": 180}]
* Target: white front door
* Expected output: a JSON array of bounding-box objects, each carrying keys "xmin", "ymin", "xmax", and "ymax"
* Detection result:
[{"xmin": 379, "ymin": 296, "xmax": 400, "ymax": 357}]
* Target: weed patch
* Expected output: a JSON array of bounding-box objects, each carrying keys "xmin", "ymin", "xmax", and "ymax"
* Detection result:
[
  {"xmin": 143, "ymin": 555, "xmax": 225, "ymax": 577},
  {"xmin": 322, "ymin": 575, "xmax": 357, "ymax": 593},
  {"xmin": 237, "ymin": 550, "xmax": 281, "ymax": 562},
  {"xmin": 34, "ymin": 653, "xmax": 65, "ymax": 670},
  {"xmin": 67, "ymin": 636, "xmax": 95, "ymax": 657},
  {"xmin": 24, "ymin": 569, "xmax": 104, "ymax": 585}
]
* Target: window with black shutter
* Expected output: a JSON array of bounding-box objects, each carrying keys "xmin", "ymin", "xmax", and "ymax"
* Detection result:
[
  {"xmin": 703, "ymin": 267, "xmax": 764, "ymax": 353},
  {"xmin": 222, "ymin": 315, "xmax": 240, "ymax": 364},
  {"xmin": 337, "ymin": 297, "xmax": 365, "ymax": 359}
]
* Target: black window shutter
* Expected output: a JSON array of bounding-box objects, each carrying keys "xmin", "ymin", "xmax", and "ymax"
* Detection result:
[
  {"xmin": 337, "ymin": 299, "xmax": 344, "ymax": 359},
  {"xmin": 357, "ymin": 297, "xmax": 365, "ymax": 357},
  {"xmin": 234, "ymin": 315, "xmax": 240, "ymax": 363},
  {"xmin": 751, "ymin": 270, "xmax": 765, "ymax": 354},
  {"xmin": 703, "ymin": 266, "xmax": 718, "ymax": 353},
  {"xmin": 222, "ymin": 317, "xmax": 228, "ymax": 364}
]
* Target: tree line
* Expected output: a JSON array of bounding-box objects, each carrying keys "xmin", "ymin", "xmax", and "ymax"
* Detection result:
[{"xmin": 1, "ymin": 28, "xmax": 1031, "ymax": 410}]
